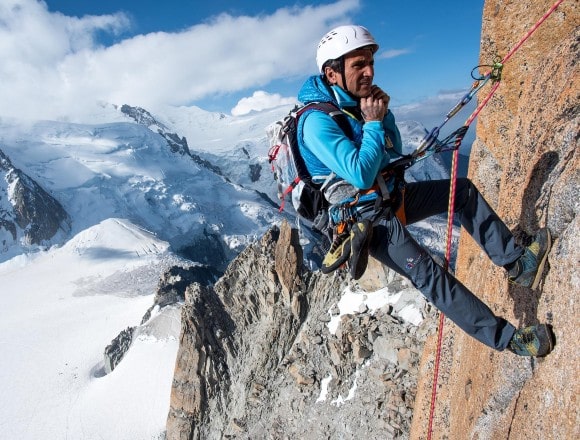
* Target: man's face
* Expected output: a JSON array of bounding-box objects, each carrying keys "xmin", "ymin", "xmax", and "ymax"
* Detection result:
[{"xmin": 326, "ymin": 48, "xmax": 375, "ymax": 98}]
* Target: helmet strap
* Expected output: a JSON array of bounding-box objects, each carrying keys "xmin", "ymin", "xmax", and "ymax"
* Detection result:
[
  {"xmin": 339, "ymin": 56, "xmax": 348, "ymax": 94},
  {"xmin": 339, "ymin": 56, "xmax": 359, "ymax": 104}
]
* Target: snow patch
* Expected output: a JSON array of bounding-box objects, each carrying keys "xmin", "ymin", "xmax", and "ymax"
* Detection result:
[{"xmin": 328, "ymin": 285, "xmax": 425, "ymax": 335}]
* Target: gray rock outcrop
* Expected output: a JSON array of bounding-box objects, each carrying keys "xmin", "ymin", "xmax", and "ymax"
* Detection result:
[
  {"xmin": 104, "ymin": 326, "xmax": 135, "ymax": 374},
  {"xmin": 0, "ymin": 148, "xmax": 70, "ymax": 251},
  {"xmin": 165, "ymin": 221, "xmax": 436, "ymax": 439}
]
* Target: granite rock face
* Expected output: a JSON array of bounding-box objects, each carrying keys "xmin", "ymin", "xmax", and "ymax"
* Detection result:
[{"xmin": 411, "ymin": 1, "xmax": 578, "ymax": 438}]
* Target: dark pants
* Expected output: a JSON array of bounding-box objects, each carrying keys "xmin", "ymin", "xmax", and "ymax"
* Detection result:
[{"xmin": 369, "ymin": 178, "xmax": 522, "ymax": 350}]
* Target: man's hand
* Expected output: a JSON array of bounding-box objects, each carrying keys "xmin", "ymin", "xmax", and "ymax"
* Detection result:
[
  {"xmin": 361, "ymin": 85, "xmax": 389, "ymax": 122},
  {"xmin": 371, "ymin": 85, "xmax": 390, "ymax": 109},
  {"xmin": 361, "ymin": 94, "xmax": 386, "ymax": 122}
]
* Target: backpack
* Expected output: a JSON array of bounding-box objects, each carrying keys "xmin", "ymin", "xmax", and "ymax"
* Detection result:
[{"xmin": 266, "ymin": 102, "xmax": 353, "ymax": 222}]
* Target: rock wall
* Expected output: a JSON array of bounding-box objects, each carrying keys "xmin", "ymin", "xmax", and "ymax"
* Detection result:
[{"xmin": 411, "ymin": 1, "xmax": 578, "ymax": 438}]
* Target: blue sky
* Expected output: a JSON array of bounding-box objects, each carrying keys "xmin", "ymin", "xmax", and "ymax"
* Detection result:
[{"xmin": 1, "ymin": 0, "xmax": 485, "ymax": 126}]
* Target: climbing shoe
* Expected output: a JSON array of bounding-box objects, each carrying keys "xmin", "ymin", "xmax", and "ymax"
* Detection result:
[
  {"xmin": 349, "ymin": 219, "xmax": 373, "ymax": 280},
  {"xmin": 508, "ymin": 324, "xmax": 555, "ymax": 357},
  {"xmin": 508, "ymin": 228, "xmax": 551, "ymax": 289},
  {"xmin": 321, "ymin": 233, "xmax": 351, "ymax": 274}
]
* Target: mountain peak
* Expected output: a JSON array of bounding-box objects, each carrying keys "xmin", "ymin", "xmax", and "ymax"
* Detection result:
[{"xmin": 0, "ymin": 147, "xmax": 70, "ymax": 254}]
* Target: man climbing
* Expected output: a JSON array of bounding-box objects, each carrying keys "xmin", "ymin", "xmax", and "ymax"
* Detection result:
[{"xmin": 296, "ymin": 25, "xmax": 555, "ymax": 357}]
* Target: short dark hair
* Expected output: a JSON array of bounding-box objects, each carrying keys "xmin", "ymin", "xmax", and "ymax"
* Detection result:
[{"xmin": 321, "ymin": 58, "xmax": 342, "ymax": 74}]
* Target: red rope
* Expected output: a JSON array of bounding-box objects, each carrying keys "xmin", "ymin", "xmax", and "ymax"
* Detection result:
[
  {"xmin": 427, "ymin": 143, "xmax": 460, "ymax": 440},
  {"xmin": 426, "ymin": 1, "xmax": 565, "ymax": 437}
]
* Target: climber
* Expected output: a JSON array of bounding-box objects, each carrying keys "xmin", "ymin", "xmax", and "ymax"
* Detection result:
[{"xmin": 296, "ymin": 24, "xmax": 555, "ymax": 357}]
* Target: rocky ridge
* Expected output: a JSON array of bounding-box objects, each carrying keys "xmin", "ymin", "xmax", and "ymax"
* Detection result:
[
  {"xmin": 165, "ymin": 221, "xmax": 437, "ymax": 439},
  {"xmin": 0, "ymin": 148, "xmax": 70, "ymax": 252},
  {"xmin": 120, "ymin": 104, "xmax": 227, "ymax": 178}
]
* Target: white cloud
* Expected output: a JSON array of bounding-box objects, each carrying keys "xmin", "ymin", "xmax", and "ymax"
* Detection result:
[
  {"xmin": 231, "ymin": 91, "xmax": 297, "ymax": 116},
  {"xmin": 0, "ymin": 0, "xmax": 360, "ymax": 121},
  {"xmin": 377, "ymin": 48, "xmax": 411, "ymax": 59}
]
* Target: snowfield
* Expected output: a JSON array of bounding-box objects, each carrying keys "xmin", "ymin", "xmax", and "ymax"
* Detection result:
[{"xmin": 0, "ymin": 219, "xmax": 179, "ymax": 439}]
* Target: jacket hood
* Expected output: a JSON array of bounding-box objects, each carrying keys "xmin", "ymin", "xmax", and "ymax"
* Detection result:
[
  {"xmin": 298, "ymin": 76, "xmax": 359, "ymax": 109},
  {"xmin": 298, "ymin": 75, "xmax": 335, "ymax": 104}
]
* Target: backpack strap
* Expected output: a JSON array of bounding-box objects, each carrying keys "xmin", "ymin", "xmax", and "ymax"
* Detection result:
[
  {"xmin": 303, "ymin": 102, "xmax": 354, "ymax": 140},
  {"xmin": 293, "ymin": 102, "xmax": 354, "ymax": 187}
]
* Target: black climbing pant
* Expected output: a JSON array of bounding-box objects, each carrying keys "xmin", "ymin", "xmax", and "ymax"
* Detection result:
[{"xmin": 369, "ymin": 178, "xmax": 523, "ymax": 350}]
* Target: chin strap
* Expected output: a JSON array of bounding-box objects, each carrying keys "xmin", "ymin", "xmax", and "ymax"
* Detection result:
[{"xmin": 339, "ymin": 56, "xmax": 348, "ymax": 95}]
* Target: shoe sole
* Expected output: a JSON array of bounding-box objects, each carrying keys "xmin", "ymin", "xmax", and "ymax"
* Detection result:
[
  {"xmin": 321, "ymin": 237, "xmax": 351, "ymax": 274},
  {"xmin": 536, "ymin": 323, "xmax": 556, "ymax": 357},
  {"xmin": 349, "ymin": 220, "xmax": 373, "ymax": 280},
  {"xmin": 530, "ymin": 229, "xmax": 552, "ymax": 290}
]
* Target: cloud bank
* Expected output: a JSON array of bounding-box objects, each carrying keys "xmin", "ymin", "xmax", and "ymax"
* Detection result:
[
  {"xmin": 0, "ymin": 0, "xmax": 360, "ymax": 121},
  {"xmin": 231, "ymin": 91, "xmax": 298, "ymax": 116},
  {"xmin": 377, "ymin": 48, "xmax": 411, "ymax": 60}
]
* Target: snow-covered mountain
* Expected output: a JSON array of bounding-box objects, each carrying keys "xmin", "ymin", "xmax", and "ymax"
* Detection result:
[
  {"xmin": 0, "ymin": 217, "xmax": 181, "ymax": 439},
  {"xmin": 0, "ymin": 148, "xmax": 70, "ymax": 254},
  {"xmin": 0, "ymin": 103, "xmax": 456, "ymax": 439},
  {"xmin": 0, "ymin": 106, "xmax": 282, "ymax": 268}
]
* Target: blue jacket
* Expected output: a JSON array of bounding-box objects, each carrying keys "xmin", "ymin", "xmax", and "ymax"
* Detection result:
[{"xmin": 297, "ymin": 75, "xmax": 403, "ymax": 190}]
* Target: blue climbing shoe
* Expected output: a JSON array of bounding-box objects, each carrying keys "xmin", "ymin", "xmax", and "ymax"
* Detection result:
[
  {"xmin": 508, "ymin": 228, "xmax": 551, "ymax": 289},
  {"xmin": 508, "ymin": 324, "xmax": 555, "ymax": 357}
]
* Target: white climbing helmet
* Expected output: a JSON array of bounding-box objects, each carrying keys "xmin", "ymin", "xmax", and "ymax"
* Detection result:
[{"xmin": 316, "ymin": 25, "xmax": 379, "ymax": 73}]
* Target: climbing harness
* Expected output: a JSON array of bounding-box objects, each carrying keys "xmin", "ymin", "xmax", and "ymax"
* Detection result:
[{"xmin": 427, "ymin": 1, "xmax": 566, "ymax": 438}]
